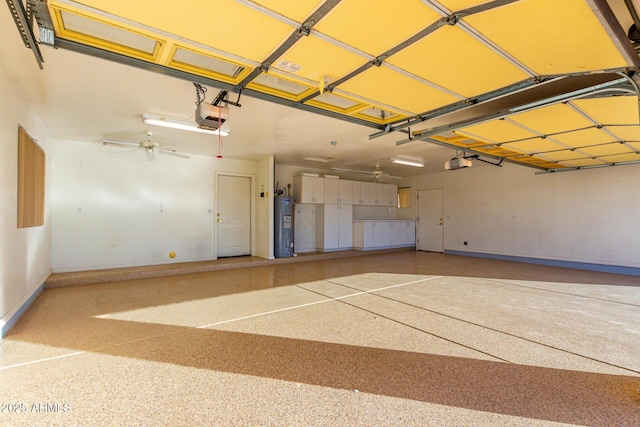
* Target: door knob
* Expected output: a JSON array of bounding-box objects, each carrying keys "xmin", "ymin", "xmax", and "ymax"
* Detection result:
[{"xmin": 217, "ymin": 219, "xmax": 223, "ymax": 222}]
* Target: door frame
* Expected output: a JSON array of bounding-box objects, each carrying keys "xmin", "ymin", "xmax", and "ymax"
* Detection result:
[
  {"xmin": 416, "ymin": 187, "xmax": 445, "ymax": 253},
  {"xmin": 214, "ymin": 172, "xmax": 256, "ymax": 259}
]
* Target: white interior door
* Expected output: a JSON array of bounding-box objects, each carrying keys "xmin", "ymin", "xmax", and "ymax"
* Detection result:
[
  {"xmin": 417, "ymin": 189, "xmax": 444, "ymax": 253},
  {"xmin": 217, "ymin": 175, "xmax": 251, "ymax": 257}
]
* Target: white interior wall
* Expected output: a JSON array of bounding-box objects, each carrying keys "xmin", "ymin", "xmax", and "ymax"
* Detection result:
[
  {"xmin": 256, "ymin": 157, "xmax": 275, "ymax": 259},
  {"xmin": 0, "ymin": 60, "xmax": 52, "ymax": 335},
  {"xmin": 52, "ymin": 140, "xmax": 265, "ymax": 272},
  {"xmin": 401, "ymin": 162, "xmax": 640, "ymax": 268}
]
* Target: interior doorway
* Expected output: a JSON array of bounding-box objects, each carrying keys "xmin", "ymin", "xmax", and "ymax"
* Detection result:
[
  {"xmin": 417, "ymin": 188, "xmax": 444, "ymax": 253},
  {"xmin": 217, "ymin": 174, "xmax": 251, "ymax": 257}
]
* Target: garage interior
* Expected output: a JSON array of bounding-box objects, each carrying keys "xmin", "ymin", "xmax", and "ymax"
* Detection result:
[{"xmin": 1, "ymin": 0, "xmax": 640, "ymax": 425}]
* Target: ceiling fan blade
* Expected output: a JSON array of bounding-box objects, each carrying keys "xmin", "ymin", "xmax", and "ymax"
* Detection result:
[
  {"xmin": 383, "ymin": 173, "xmax": 402, "ymax": 180},
  {"xmin": 102, "ymin": 139, "xmax": 139, "ymax": 148},
  {"xmin": 158, "ymin": 149, "xmax": 190, "ymax": 159}
]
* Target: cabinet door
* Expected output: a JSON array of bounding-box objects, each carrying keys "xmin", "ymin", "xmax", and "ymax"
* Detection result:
[
  {"xmin": 390, "ymin": 222, "xmax": 405, "ymax": 246},
  {"xmin": 363, "ymin": 182, "xmax": 376, "ymax": 206},
  {"xmin": 363, "ymin": 182, "xmax": 374, "ymax": 205},
  {"xmin": 384, "ymin": 184, "xmax": 398, "ymax": 207},
  {"xmin": 352, "ymin": 181, "xmax": 362, "ymax": 205},
  {"xmin": 312, "ymin": 177, "xmax": 325, "ymax": 203},
  {"xmin": 294, "ymin": 176, "xmax": 324, "ymax": 203},
  {"xmin": 294, "ymin": 176, "xmax": 311, "ymax": 203},
  {"xmin": 374, "ymin": 184, "xmax": 384, "ymax": 205},
  {"xmin": 339, "ymin": 180, "xmax": 353, "ymax": 204},
  {"xmin": 372, "ymin": 221, "xmax": 383, "ymax": 245},
  {"xmin": 380, "ymin": 222, "xmax": 393, "ymax": 246},
  {"xmin": 338, "ymin": 204, "xmax": 353, "ymax": 248},
  {"xmin": 362, "ymin": 222, "xmax": 374, "ymax": 247},
  {"xmin": 324, "ymin": 179, "xmax": 339, "ymax": 204},
  {"xmin": 320, "ymin": 205, "xmax": 339, "ymax": 249}
]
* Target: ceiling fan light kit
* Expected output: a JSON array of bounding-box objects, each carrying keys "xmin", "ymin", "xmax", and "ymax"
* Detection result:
[
  {"xmin": 390, "ymin": 157, "xmax": 424, "ymax": 167},
  {"xmin": 142, "ymin": 114, "xmax": 230, "ymax": 136}
]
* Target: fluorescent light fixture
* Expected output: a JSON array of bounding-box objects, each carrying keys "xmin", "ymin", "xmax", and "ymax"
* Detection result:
[
  {"xmin": 304, "ymin": 156, "xmax": 336, "ymax": 163},
  {"xmin": 143, "ymin": 114, "xmax": 229, "ymax": 136},
  {"xmin": 390, "ymin": 157, "xmax": 424, "ymax": 167}
]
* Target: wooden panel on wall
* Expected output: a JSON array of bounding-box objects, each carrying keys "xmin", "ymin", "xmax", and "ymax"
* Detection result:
[{"xmin": 18, "ymin": 126, "xmax": 45, "ymax": 228}]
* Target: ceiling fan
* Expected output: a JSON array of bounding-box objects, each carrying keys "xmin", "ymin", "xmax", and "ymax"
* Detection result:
[
  {"xmin": 331, "ymin": 164, "xmax": 401, "ymax": 181},
  {"xmin": 102, "ymin": 131, "xmax": 190, "ymax": 161}
]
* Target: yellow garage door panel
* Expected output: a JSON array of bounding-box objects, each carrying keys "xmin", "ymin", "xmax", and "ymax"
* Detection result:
[
  {"xmin": 599, "ymin": 153, "xmax": 640, "ymax": 163},
  {"xmin": 550, "ymin": 128, "xmax": 616, "ymax": 147},
  {"xmin": 606, "ymin": 126, "xmax": 640, "ymax": 142},
  {"xmin": 464, "ymin": 0, "xmax": 629, "ymax": 74},
  {"xmin": 561, "ymin": 158, "xmax": 608, "ymax": 167},
  {"xmin": 458, "ymin": 119, "xmax": 537, "ymax": 144},
  {"xmin": 502, "ymin": 138, "xmax": 568, "ymax": 154},
  {"xmin": 274, "ymin": 34, "xmax": 367, "ymax": 83},
  {"xmin": 56, "ymin": 0, "xmax": 294, "ymax": 62},
  {"xmin": 627, "ymin": 142, "xmax": 640, "ymax": 151},
  {"xmin": 572, "ymin": 97, "xmax": 640, "ymax": 125},
  {"xmin": 439, "ymin": 0, "xmax": 496, "ymax": 11},
  {"xmin": 542, "ymin": 149, "xmax": 592, "ymax": 161},
  {"xmin": 509, "ymin": 104, "xmax": 593, "ymax": 135},
  {"xmin": 253, "ymin": 0, "xmax": 325, "ymax": 22},
  {"xmin": 388, "ymin": 25, "xmax": 528, "ymax": 98},
  {"xmin": 339, "ymin": 66, "xmax": 459, "ymax": 114},
  {"xmin": 579, "ymin": 143, "xmax": 633, "ymax": 157},
  {"xmin": 314, "ymin": 0, "xmax": 441, "ymax": 56}
]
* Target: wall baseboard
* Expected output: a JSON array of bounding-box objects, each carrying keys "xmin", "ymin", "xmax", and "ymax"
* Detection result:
[
  {"xmin": 445, "ymin": 250, "xmax": 640, "ymax": 277},
  {"xmin": 1, "ymin": 283, "xmax": 44, "ymax": 340}
]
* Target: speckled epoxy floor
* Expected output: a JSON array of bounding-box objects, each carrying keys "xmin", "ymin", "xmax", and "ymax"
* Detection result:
[{"xmin": 1, "ymin": 252, "xmax": 640, "ymax": 426}]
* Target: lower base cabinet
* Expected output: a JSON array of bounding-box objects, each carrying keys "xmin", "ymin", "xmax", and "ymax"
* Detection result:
[{"xmin": 353, "ymin": 220, "xmax": 415, "ymax": 250}]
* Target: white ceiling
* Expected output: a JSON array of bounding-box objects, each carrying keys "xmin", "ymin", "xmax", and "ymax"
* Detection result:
[{"xmin": 0, "ymin": 1, "xmax": 637, "ymax": 178}]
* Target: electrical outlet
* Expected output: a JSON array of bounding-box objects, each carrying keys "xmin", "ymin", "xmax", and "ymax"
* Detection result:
[{"xmin": 463, "ymin": 241, "xmax": 468, "ymax": 246}]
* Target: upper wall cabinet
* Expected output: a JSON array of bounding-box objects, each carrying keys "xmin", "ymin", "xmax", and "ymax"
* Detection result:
[
  {"xmin": 352, "ymin": 180, "xmax": 366, "ymax": 205},
  {"xmin": 366, "ymin": 183, "xmax": 397, "ymax": 207},
  {"xmin": 293, "ymin": 175, "xmax": 325, "ymax": 204},
  {"xmin": 383, "ymin": 183, "xmax": 397, "ymax": 207},
  {"xmin": 325, "ymin": 178, "xmax": 353, "ymax": 204},
  {"xmin": 295, "ymin": 176, "xmax": 396, "ymax": 206}
]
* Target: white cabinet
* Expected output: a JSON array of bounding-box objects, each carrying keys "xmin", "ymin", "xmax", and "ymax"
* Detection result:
[
  {"xmin": 353, "ymin": 220, "xmax": 416, "ymax": 250},
  {"xmin": 316, "ymin": 204, "xmax": 353, "ymax": 251},
  {"xmin": 325, "ymin": 179, "xmax": 353, "ymax": 204},
  {"xmin": 352, "ymin": 180, "xmax": 371, "ymax": 205},
  {"xmin": 363, "ymin": 182, "xmax": 375, "ymax": 205},
  {"xmin": 354, "ymin": 182, "xmax": 396, "ymax": 206},
  {"xmin": 390, "ymin": 221, "xmax": 415, "ymax": 246},
  {"xmin": 293, "ymin": 175, "xmax": 324, "ymax": 204},
  {"xmin": 373, "ymin": 183, "xmax": 385, "ymax": 205},
  {"xmin": 374, "ymin": 221, "xmax": 392, "ymax": 246},
  {"xmin": 324, "ymin": 178, "xmax": 339, "ymax": 204},
  {"xmin": 384, "ymin": 184, "xmax": 398, "ymax": 207},
  {"xmin": 352, "ymin": 181, "xmax": 363, "ymax": 205},
  {"xmin": 339, "ymin": 179, "xmax": 353, "ymax": 204}
]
